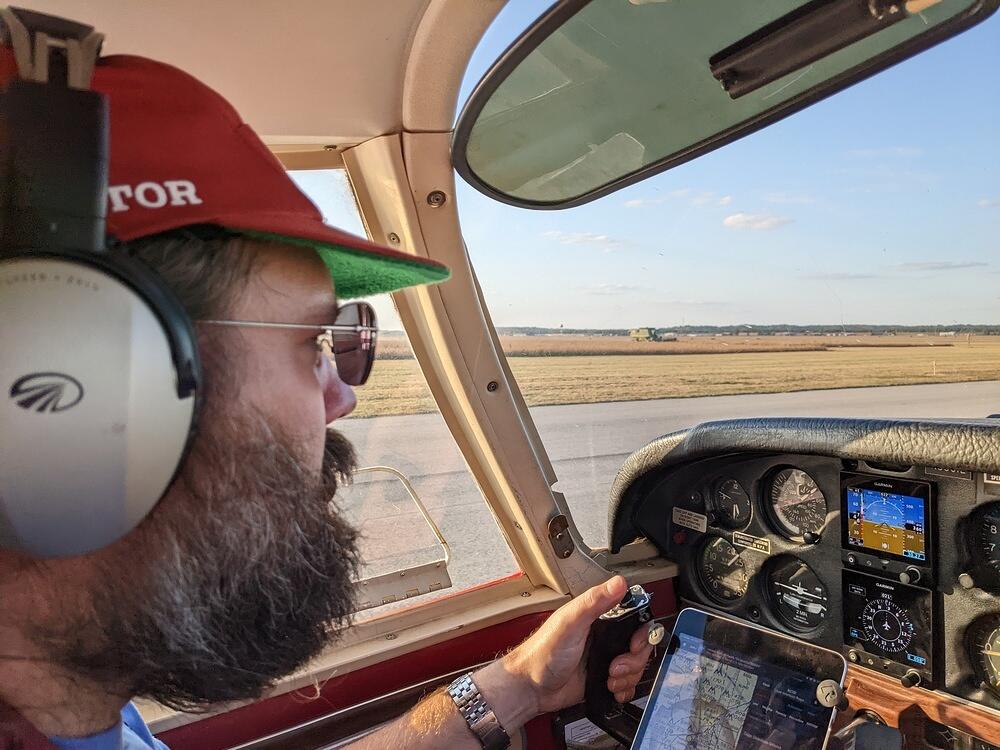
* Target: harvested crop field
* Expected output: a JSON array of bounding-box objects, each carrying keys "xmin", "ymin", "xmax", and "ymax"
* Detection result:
[
  {"xmin": 374, "ymin": 333, "xmax": 967, "ymax": 359},
  {"xmin": 349, "ymin": 335, "xmax": 1000, "ymax": 418}
]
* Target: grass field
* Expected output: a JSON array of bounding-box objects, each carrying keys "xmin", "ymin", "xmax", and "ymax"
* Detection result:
[
  {"xmin": 349, "ymin": 335, "xmax": 1000, "ymax": 419},
  {"xmin": 374, "ymin": 333, "xmax": 964, "ymax": 359}
]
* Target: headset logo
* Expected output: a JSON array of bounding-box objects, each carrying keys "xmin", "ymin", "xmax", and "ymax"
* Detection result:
[{"xmin": 9, "ymin": 372, "xmax": 84, "ymax": 413}]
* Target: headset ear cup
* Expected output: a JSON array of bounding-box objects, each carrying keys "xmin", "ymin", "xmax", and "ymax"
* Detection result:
[{"xmin": 0, "ymin": 256, "xmax": 198, "ymax": 557}]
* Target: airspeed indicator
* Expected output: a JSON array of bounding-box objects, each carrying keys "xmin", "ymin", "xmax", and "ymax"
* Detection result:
[{"xmin": 767, "ymin": 467, "xmax": 827, "ymax": 541}]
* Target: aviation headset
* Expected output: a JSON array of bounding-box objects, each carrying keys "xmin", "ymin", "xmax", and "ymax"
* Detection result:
[{"xmin": 0, "ymin": 8, "xmax": 201, "ymax": 557}]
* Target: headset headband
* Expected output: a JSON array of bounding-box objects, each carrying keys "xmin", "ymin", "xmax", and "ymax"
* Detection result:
[{"xmin": 0, "ymin": 6, "xmax": 107, "ymax": 256}]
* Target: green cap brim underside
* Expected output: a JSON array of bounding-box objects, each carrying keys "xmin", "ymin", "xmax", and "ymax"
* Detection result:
[{"xmin": 239, "ymin": 229, "xmax": 451, "ymax": 300}]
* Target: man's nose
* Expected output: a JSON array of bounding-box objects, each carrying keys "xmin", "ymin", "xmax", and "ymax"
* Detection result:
[{"xmin": 318, "ymin": 354, "xmax": 357, "ymax": 422}]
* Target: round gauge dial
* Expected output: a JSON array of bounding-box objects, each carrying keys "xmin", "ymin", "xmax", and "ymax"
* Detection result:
[
  {"xmin": 712, "ymin": 478, "xmax": 752, "ymax": 529},
  {"xmin": 767, "ymin": 468, "xmax": 827, "ymax": 541},
  {"xmin": 966, "ymin": 614, "xmax": 1000, "ymax": 698},
  {"xmin": 765, "ymin": 557, "xmax": 829, "ymax": 631},
  {"xmin": 968, "ymin": 502, "xmax": 1000, "ymax": 593},
  {"xmin": 861, "ymin": 598, "xmax": 916, "ymax": 654},
  {"xmin": 697, "ymin": 536, "xmax": 749, "ymax": 604}
]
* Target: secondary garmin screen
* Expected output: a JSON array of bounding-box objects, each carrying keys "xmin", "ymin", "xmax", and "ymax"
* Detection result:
[
  {"xmin": 843, "ymin": 569, "xmax": 932, "ymax": 671},
  {"xmin": 844, "ymin": 487, "xmax": 926, "ymax": 561},
  {"xmin": 633, "ymin": 610, "xmax": 843, "ymax": 750}
]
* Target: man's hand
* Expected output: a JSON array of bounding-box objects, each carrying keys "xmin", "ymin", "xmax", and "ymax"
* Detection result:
[
  {"xmin": 496, "ymin": 576, "xmax": 654, "ymax": 715},
  {"xmin": 356, "ymin": 576, "xmax": 655, "ymax": 750}
]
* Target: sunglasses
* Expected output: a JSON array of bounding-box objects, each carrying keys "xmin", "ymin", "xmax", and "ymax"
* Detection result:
[{"xmin": 200, "ymin": 301, "xmax": 379, "ymax": 386}]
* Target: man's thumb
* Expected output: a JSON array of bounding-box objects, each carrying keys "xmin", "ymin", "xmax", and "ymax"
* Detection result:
[{"xmin": 561, "ymin": 575, "xmax": 628, "ymax": 632}]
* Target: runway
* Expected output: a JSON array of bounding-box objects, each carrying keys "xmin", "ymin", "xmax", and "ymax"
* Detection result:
[{"xmin": 337, "ymin": 380, "xmax": 999, "ymax": 597}]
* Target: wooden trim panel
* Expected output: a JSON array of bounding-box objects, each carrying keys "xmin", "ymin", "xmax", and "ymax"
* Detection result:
[{"xmin": 845, "ymin": 666, "xmax": 1000, "ymax": 745}]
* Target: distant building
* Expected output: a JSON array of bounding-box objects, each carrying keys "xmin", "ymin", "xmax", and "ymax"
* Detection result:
[{"xmin": 940, "ymin": 331, "xmax": 957, "ymax": 337}]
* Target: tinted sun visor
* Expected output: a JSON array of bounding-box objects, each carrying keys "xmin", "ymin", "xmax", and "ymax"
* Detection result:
[{"xmin": 454, "ymin": 0, "xmax": 998, "ymax": 209}]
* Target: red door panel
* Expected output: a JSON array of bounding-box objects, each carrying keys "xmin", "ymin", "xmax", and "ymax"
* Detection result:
[
  {"xmin": 157, "ymin": 576, "xmax": 677, "ymax": 750},
  {"xmin": 159, "ymin": 612, "xmax": 551, "ymax": 750}
]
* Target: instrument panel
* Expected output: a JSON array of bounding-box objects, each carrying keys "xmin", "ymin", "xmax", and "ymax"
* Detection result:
[{"xmin": 631, "ymin": 455, "xmax": 1000, "ymax": 719}]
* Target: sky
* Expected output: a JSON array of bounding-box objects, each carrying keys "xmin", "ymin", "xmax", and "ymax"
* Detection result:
[{"xmin": 302, "ymin": 2, "xmax": 1000, "ymax": 331}]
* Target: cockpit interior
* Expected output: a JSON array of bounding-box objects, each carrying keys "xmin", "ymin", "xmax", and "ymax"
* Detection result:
[{"xmin": 2, "ymin": 1, "xmax": 999, "ymax": 749}]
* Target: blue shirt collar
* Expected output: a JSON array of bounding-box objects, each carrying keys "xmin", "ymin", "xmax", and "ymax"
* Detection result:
[{"xmin": 47, "ymin": 720, "xmax": 122, "ymax": 750}]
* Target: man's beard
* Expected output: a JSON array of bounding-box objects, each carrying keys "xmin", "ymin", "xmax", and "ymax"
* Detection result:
[{"xmin": 35, "ymin": 417, "xmax": 361, "ymax": 711}]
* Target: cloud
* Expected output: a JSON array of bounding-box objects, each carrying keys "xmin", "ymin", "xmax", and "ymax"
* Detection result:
[
  {"xmin": 622, "ymin": 188, "xmax": 690, "ymax": 208},
  {"xmin": 846, "ymin": 146, "xmax": 923, "ymax": 159},
  {"xmin": 723, "ymin": 212, "xmax": 793, "ymax": 231},
  {"xmin": 803, "ymin": 272, "xmax": 882, "ymax": 281},
  {"xmin": 891, "ymin": 261, "xmax": 989, "ymax": 272},
  {"xmin": 670, "ymin": 299, "xmax": 730, "ymax": 308},
  {"xmin": 542, "ymin": 230, "xmax": 623, "ymax": 250},
  {"xmin": 582, "ymin": 283, "xmax": 647, "ymax": 296},
  {"xmin": 623, "ymin": 197, "xmax": 667, "ymax": 208},
  {"xmin": 763, "ymin": 191, "xmax": 815, "ymax": 205},
  {"xmin": 624, "ymin": 188, "xmax": 731, "ymax": 209},
  {"xmin": 836, "ymin": 164, "xmax": 938, "ymax": 194},
  {"xmin": 978, "ymin": 198, "xmax": 1000, "ymax": 208}
]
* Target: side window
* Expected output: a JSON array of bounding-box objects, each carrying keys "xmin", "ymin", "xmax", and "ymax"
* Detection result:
[{"xmin": 290, "ymin": 169, "xmax": 520, "ymax": 617}]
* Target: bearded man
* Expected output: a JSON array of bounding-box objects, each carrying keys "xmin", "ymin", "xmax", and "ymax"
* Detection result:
[{"xmin": 0, "ymin": 29, "xmax": 651, "ymax": 750}]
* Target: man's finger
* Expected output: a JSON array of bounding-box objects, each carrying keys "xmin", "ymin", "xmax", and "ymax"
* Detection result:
[
  {"xmin": 614, "ymin": 689, "xmax": 636, "ymax": 703},
  {"xmin": 610, "ymin": 649, "xmax": 651, "ymax": 677},
  {"xmin": 630, "ymin": 622, "xmax": 655, "ymax": 653},
  {"xmin": 607, "ymin": 675, "xmax": 642, "ymax": 693},
  {"xmin": 554, "ymin": 576, "xmax": 627, "ymax": 635}
]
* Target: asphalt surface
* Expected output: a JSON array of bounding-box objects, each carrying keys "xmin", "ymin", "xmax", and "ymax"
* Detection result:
[{"xmin": 336, "ymin": 381, "xmax": 999, "ymax": 599}]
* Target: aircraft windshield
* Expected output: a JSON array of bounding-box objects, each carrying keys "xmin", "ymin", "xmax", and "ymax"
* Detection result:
[
  {"xmin": 453, "ymin": 4, "xmax": 1000, "ymax": 549},
  {"xmin": 456, "ymin": 0, "xmax": 994, "ymax": 207}
]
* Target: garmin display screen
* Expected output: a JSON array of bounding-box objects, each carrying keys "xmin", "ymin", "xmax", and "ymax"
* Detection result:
[
  {"xmin": 843, "ymin": 569, "xmax": 932, "ymax": 672},
  {"xmin": 841, "ymin": 474, "xmax": 933, "ymax": 565},
  {"xmin": 845, "ymin": 488, "xmax": 926, "ymax": 561}
]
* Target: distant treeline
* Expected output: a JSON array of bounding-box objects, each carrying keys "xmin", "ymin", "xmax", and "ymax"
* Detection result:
[{"xmin": 495, "ymin": 324, "xmax": 1000, "ymax": 336}]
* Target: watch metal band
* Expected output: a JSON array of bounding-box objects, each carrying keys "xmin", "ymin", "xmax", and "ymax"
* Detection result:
[{"xmin": 447, "ymin": 672, "xmax": 511, "ymax": 750}]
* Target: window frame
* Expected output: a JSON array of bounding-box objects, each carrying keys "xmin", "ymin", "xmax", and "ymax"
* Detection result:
[{"xmin": 341, "ymin": 134, "xmax": 599, "ymax": 588}]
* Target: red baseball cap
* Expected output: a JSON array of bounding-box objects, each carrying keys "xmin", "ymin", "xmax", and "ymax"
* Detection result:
[{"xmin": 0, "ymin": 47, "xmax": 451, "ymax": 299}]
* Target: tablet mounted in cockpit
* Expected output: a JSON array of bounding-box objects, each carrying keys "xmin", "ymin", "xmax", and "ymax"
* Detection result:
[{"xmin": 632, "ymin": 608, "xmax": 847, "ymax": 750}]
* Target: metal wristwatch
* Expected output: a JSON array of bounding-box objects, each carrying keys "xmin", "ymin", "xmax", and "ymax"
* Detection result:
[{"xmin": 447, "ymin": 672, "xmax": 511, "ymax": 750}]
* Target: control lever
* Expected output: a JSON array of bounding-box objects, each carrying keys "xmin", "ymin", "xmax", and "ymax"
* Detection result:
[
  {"xmin": 832, "ymin": 723, "xmax": 903, "ymax": 750},
  {"xmin": 584, "ymin": 584, "xmax": 657, "ymax": 746},
  {"xmin": 829, "ymin": 710, "xmax": 902, "ymax": 750}
]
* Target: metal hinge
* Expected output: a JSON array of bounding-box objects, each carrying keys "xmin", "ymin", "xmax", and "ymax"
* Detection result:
[{"xmin": 548, "ymin": 514, "xmax": 574, "ymax": 559}]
